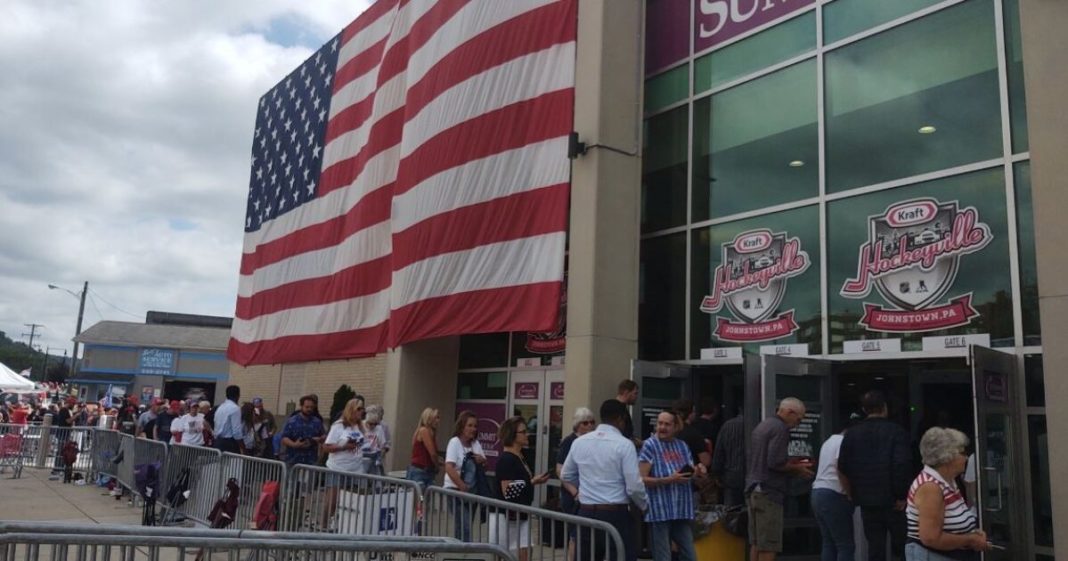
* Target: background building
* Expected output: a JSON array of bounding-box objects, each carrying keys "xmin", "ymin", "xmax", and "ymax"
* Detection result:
[{"xmin": 74, "ymin": 312, "xmax": 230, "ymax": 405}]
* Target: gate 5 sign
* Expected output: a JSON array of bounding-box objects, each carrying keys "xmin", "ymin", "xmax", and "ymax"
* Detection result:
[
  {"xmin": 700, "ymin": 229, "xmax": 810, "ymax": 342},
  {"xmin": 840, "ymin": 198, "xmax": 992, "ymax": 332}
]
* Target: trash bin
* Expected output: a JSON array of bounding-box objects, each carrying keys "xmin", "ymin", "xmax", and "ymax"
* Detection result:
[{"xmin": 694, "ymin": 519, "xmax": 746, "ymax": 561}]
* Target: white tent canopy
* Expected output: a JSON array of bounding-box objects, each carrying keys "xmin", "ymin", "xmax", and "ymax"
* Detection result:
[{"xmin": 0, "ymin": 361, "xmax": 34, "ymax": 391}]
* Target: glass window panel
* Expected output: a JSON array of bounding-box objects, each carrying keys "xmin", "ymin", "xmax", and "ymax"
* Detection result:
[
  {"xmin": 823, "ymin": 0, "xmax": 942, "ymax": 45},
  {"xmin": 691, "ymin": 205, "xmax": 822, "ymax": 357},
  {"xmin": 1024, "ymin": 354, "xmax": 1044, "ymax": 408},
  {"xmin": 1028, "ymin": 415, "xmax": 1053, "ymax": 547},
  {"xmin": 1015, "ymin": 162, "xmax": 1040, "ymax": 345},
  {"xmin": 827, "ymin": 168, "xmax": 1013, "ymax": 352},
  {"xmin": 825, "ymin": 0, "xmax": 1002, "ymax": 193},
  {"xmin": 458, "ymin": 333, "xmax": 510, "ymax": 369},
  {"xmin": 456, "ymin": 371, "xmax": 508, "ymax": 400},
  {"xmin": 645, "ymin": 64, "xmax": 689, "ymax": 114},
  {"xmin": 639, "ymin": 233, "xmax": 687, "ymax": 360},
  {"xmin": 1004, "ymin": 0, "xmax": 1029, "ymax": 153},
  {"xmin": 693, "ymin": 11, "xmax": 815, "ymax": 94},
  {"xmin": 642, "ymin": 107, "xmax": 688, "ymax": 232},
  {"xmin": 693, "ymin": 60, "xmax": 818, "ymax": 221}
]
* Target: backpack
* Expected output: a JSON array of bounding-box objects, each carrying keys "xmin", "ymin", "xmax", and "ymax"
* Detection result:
[{"xmin": 253, "ymin": 480, "xmax": 281, "ymax": 531}]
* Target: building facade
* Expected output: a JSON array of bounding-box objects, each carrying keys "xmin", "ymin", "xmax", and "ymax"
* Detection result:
[
  {"xmin": 230, "ymin": 0, "xmax": 1066, "ymax": 558},
  {"xmin": 73, "ymin": 313, "xmax": 231, "ymax": 405}
]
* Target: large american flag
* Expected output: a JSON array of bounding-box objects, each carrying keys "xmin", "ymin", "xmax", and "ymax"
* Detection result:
[{"xmin": 228, "ymin": 0, "xmax": 576, "ymax": 366}]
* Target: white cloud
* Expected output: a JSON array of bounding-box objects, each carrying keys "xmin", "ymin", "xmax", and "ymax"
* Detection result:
[{"xmin": 0, "ymin": 0, "xmax": 371, "ymax": 355}]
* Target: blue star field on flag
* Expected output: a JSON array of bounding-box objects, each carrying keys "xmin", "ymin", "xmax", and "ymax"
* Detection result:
[{"xmin": 245, "ymin": 34, "xmax": 342, "ymax": 233}]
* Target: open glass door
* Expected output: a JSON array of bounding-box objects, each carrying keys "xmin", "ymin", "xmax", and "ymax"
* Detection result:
[
  {"xmin": 761, "ymin": 353, "xmax": 838, "ymax": 559},
  {"xmin": 970, "ymin": 346, "xmax": 1025, "ymax": 560}
]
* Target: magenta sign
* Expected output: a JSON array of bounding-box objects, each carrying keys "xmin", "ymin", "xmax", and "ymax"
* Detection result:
[
  {"xmin": 514, "ymin": 382, "xmax": 539, "ymax": 400},
  {"xmin": 550, "ymin": 382, "xmax": 565, "ymax": 400},
  {"xmin": 456, "ymin": 401, "xmax": 506, "ymax": 470},
  {"xmin": 694, "ymin": 0, "xmax": 814, "ymax": 52}
]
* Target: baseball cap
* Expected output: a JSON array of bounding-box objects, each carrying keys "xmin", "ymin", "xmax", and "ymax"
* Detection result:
[
  {"xmin": 252, "ymin": 397, "xmax": 263, "ymax": 405},
  {"xmin": 169, "ymin": 400, "xmax": 181, "ymax": 409},
  {"xmin": 152, "ymin": 398, "xmax": 164, "ymax": 406}
]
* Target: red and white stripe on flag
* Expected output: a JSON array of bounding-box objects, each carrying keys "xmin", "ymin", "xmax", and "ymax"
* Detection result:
[{"xmin": 228, "ymin": 0, "xmax": 576, "ymax": 366}]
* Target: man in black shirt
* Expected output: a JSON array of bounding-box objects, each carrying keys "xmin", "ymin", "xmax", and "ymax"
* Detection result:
[
  {"xmin": 672, "ymin": 399, "xmax": 711, "ymax": 468},
  {"xmin": 615, "ymin": 379, "xmax": 640, "ymax": 446},
  {"xmin": 838, "ymin": 391, "xmax": 912, "ymax": 561},
  {"xmin": 690, "ymin": 398, "xmax": 723, "ymax": 449}
]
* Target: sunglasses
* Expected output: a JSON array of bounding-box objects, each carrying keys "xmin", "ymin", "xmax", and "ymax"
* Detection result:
[{"xmin": 579, "ymin": 420, "xmax": 595, "ymax": 425}]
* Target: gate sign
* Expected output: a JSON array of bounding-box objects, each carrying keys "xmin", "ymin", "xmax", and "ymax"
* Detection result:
[
  {"xmin": 840, "ymin": 198, "xmax": 992, "ymax": 332},
  {"xmin": 700, "ymin": 229, "xmax": 810, "ymax": 342}
]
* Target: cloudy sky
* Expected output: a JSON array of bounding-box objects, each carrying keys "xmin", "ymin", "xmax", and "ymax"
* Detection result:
[{"xmin": 0, "ymin": 0, "xmax": 371, "ymax": 356}]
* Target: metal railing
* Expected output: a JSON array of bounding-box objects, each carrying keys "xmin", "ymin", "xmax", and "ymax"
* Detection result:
[
  {"xmin": 161, "ymin": 444, "xmax": 224, "ymax": 526},
  {"xmin": 89, "ymin": 429, "xmax": 122, "ymax": 481},
  {"xmin": 281, "ymin": 464, "xmax": 422, "ymax": 536},
  {"xmin": 0, "ymin": 425, "xmax": 42, "ymax": 478},
  {"xmin": 0, "ymin": 521, "xmax": 519, "ymax": 561},
  {"xmin": 219, "ymin": 453, "xmax": 287, "ymax": 530},
  {"xmin": 422, "ymin": 486, "xmax": 627, "ymax": 561}
]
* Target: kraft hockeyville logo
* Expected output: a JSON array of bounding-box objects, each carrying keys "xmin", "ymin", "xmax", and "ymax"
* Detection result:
[
  {"xmin": 700, "ymin": 229, "xmax": 810, "ymax": 342},
  {"xmin": 840, "ymin": 197, "xmax": 993, "ymax": 332}
]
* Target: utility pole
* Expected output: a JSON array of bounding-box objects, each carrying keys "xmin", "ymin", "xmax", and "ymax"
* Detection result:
[
  {"xmin": 71, "ymin": 282, "xmax": 88, "ymax": 379},
  {"xmin": 22, "ymin": 323, "xmax": 43, "ymax": 350},
  {"xmin": 39, "ymin": 346, "xmax": 51, "ymax": 381}
]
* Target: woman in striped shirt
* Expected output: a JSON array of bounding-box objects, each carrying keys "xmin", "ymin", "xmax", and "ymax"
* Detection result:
[{"xmin": 905, "ymin": 427, "xmax": 991, "ymax": 561}]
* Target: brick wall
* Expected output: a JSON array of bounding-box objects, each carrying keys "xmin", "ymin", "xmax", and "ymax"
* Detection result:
[{"xmin": 228, "ymin": 356, "xmax": 387, "ymax": 417}]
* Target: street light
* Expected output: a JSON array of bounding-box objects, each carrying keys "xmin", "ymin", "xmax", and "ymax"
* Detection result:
[{"xmin": 48, "ymin": 281, "xmax": 88, "ymax": 379}]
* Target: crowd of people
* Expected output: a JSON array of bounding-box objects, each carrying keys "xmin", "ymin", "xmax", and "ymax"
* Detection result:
[
  {"xmin": 6, "ymin": 380, "xmax": 992, "ymax": 561},
  {"xmin": 386, "ymin": 380, "xmax": 990, "ymax": 561}
]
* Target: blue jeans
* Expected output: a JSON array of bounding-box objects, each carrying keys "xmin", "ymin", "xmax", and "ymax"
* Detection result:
[
  {"xmin": 905, "ymin": 542, "xmax": 965, "ymax": 561},
  {"xmin": 649, "ymin": 519, "xmax": 696, "ymax": 561},
  {"xmin": 448, "ymin": 495, "xmax": 473, "ymax": 542},
  {"xmin": 405, "ymin": 465, "xmax": 435, "ymax": 491},
  {"xmin": 811, "ymin": 488, "xmax": 855, "ymax": 561}
]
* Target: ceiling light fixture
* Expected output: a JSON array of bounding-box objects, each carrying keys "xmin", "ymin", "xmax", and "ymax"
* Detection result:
[
  {"xmin": 918, "ymin": 125, "xmax": 937, "ymax": 134},
  {"xmin": 788, "ymin": 160, "xmax": 805, "ymax": 167}
]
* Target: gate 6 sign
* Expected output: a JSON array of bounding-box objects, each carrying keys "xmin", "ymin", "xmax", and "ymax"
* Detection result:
[
  {"xmin": 700, "ymin": 229, "xmax": 810, "ymax": 342},
  {"xmin": 840, "ymin": 198, "xmax": 992, "ymax": 332}
]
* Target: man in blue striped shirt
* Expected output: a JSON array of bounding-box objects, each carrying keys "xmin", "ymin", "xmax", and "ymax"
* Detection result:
[{"xmin": 639, "ymin": 410, "xmax": 706, "ymax": 561}]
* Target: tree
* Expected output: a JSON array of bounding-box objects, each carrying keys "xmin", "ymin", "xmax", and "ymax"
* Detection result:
[
  {"xmin": 46, "ymin": 361, "xmax": 70, "ymax": 384},
  {"xmin": 329, "ymin": 384, "xmax": 356, "ymax": 424}
]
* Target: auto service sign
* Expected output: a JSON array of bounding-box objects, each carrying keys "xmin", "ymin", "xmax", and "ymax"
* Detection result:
[
  {"xmin": 840, "ymin": 197, "xmax": 992, "ymax": 332},
  {"xmin": 700, "ymin": 228, "xmax": 810, "ymax": 342}
]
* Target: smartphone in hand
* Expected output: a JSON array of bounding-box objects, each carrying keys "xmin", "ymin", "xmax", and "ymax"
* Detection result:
[{"xmin": 677, "ymin": 465, "xmax": 695, "ymax": 476}]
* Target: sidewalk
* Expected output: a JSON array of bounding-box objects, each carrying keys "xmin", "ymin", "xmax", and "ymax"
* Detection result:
[{"xmin": 0, "ymin": 468, "xmax": 143, "ymax": 525}]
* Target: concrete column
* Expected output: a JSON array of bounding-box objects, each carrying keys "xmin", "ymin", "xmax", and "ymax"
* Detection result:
[
  {"xmin": 381, "ymin": 336, "xmax": 459, "ymax": 473},
  {"xmin": 563, "ymin": 0, "xmax": 644, "ymax": 420},
  {"xmin": 1019, "ymin": 2, "xmax": 1068, "ymax": 558}
]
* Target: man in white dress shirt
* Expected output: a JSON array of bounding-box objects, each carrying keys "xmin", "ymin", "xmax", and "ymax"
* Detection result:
[
  {"xmin": 562, "ymin": 399, "xmax": 648, "ymax": 561},
  {"xmin": 213, "ymin": 385, "xmax": 244, "ymax": 454}
]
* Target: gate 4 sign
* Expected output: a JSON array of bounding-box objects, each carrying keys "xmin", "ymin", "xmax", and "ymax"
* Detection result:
[
  {"xmin": 700, "ymin": 229, "xmax": 810, "ymax": 342},
  {"xmin": 840, "ymin": 198, "xmax": 992, "ymax": 332}
]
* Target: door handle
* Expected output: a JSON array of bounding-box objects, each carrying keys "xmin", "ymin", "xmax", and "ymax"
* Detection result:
[{"xmin": 983, "ymin": 466, "xmax": 1003, "ymax": 512}]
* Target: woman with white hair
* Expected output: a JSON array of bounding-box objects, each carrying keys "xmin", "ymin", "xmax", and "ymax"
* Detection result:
[
  {"xmin": 555, "ymin": 407, "xmax": 596, "ymax": 561},
  {"xmin": 905, "ymin": 427, "xmax": 991, "ymax": 560}
]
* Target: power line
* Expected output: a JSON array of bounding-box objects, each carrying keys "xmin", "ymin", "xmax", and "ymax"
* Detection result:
[
  {"xmin": 88, "ymin": 288, "xmax": 142, "ymax": 319},
  {"xmin": 87, "ymin": 293, "xmax": 105, "ymax": 323}
]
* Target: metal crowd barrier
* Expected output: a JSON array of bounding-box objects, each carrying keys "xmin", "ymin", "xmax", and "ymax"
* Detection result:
[
  {"xmin": 89, "ymin": 429, "xmax": 122, "ymax": 481},
  {"xmin": 114, "ymin": 433, "xmax": 137, "ymax": 493},
  {"xmin": 421, "ymin": 486, "xmax": 626, "ymax": 561},
  {"xmin": 161, "ymin": 444, "xmax": 224, "ymax": 526},
  {"xmin": 282, "ymin": 464, "xmax": 423, "ymax": 536},
  {"xmin": 0, "ymin": 424, "xmax": 41, "ymax": 478},
  {"xmin": 219, "ymin": 453, "xmax": 287, "ymax": 530},
  {"xmin": 0, "ymin": 521, "xmax": 519, "ymax": 561}
]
